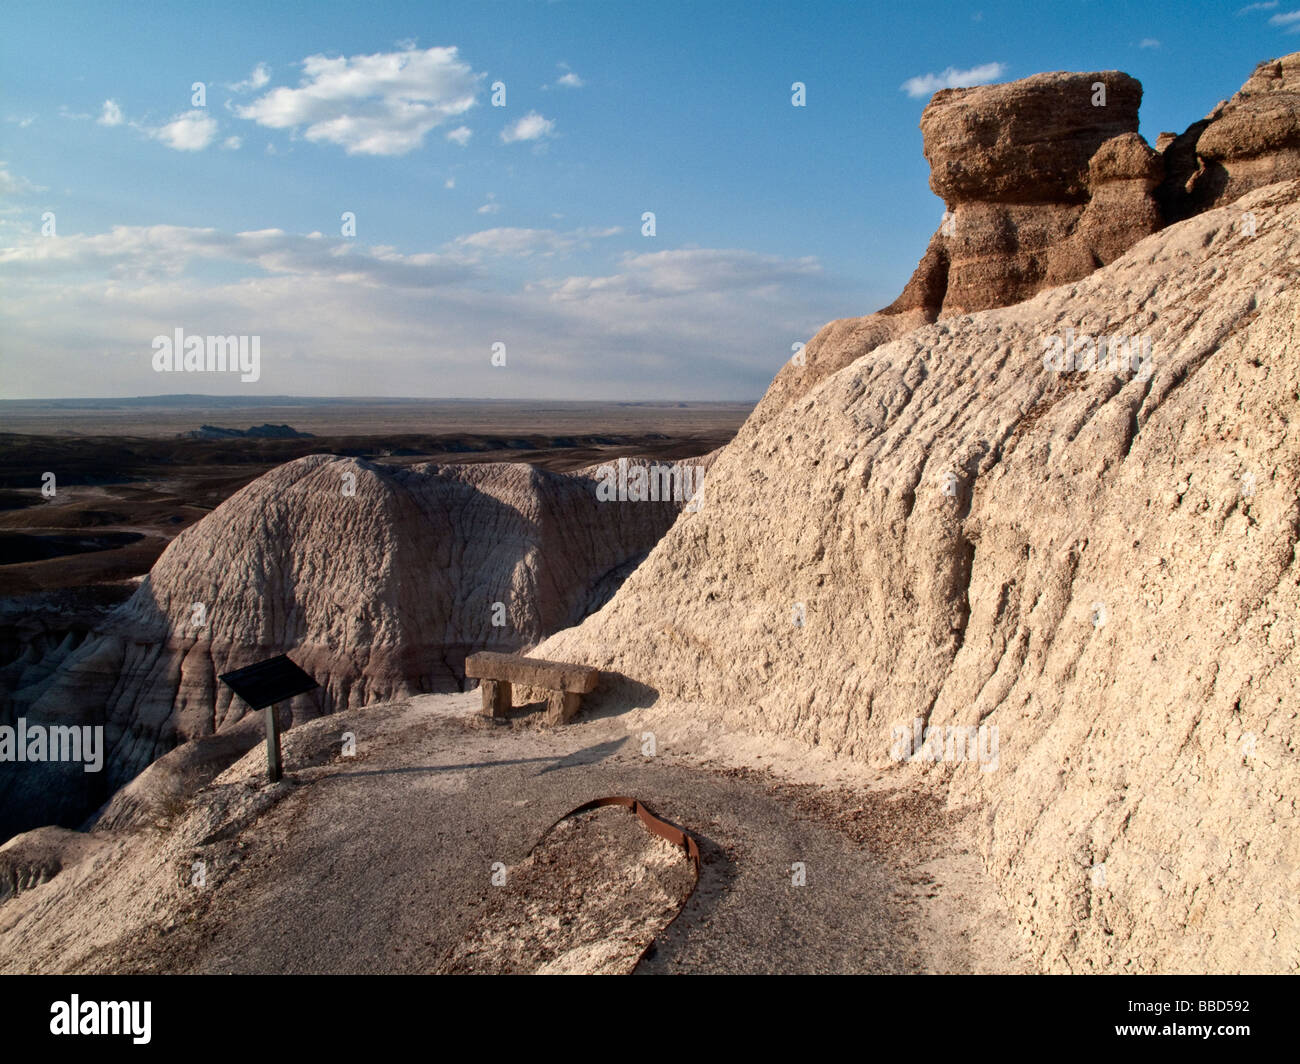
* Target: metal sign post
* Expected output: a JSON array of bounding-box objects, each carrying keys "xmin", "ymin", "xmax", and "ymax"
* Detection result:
[
  {"xmin": 264, "ymin": 704, "xmax": 283, "ymax": 782},
  {"xmin": 218, "ymin": 655, "xmax": 319, "ymax": 783}
]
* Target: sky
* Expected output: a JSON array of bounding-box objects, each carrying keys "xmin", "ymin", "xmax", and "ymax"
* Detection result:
[{"xmin": 1, "ymin": 0, "xmax": 1297, "ymax": 401}]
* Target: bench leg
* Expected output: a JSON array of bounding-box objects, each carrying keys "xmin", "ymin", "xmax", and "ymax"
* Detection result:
[
  {"xmin": 481, "ymin": 678, "xmax": 512, "ymax": 718},
  {"xmin": 545, "ymin": 691, "xmax": 582, "ymax": 725}
]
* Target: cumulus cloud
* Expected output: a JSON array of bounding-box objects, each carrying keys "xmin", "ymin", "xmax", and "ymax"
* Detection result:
[
  {"xmin": 151, "ymin": 110, "xmax": 219, "ymax": 151},
  {"xmin": 230, "ymin": 63, "xmax": 271, "ymax": 92},
  {"xmin": 900, "ymin": 61, "xmax": 1007, "ymax": 98},
  {"xmin": 222, "ymin": 136, "xmax": 242, "ymax": 150},
  {"xmin": 0, "ymin": 224, "xmax": 842, "ymax": 400},
  {"xmin": 543, "ymin": 63, "xmax": 584, "ymax": 90},
  {"xmin": 500, "ymin": 111, "xmax": 554, "ymax": 143},
  {"xmin": 236, "ymin": 45, "xmax": 481, "ymax": 155},
  {"xmin": 90, "ymin": 98, "xmax": 222, "ymax": 151},
  {"xmin": 445, "ymin": 125, "xmax": 472, "ymax": 145}
]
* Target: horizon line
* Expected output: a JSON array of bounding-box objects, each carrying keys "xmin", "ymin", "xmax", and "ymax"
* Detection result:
[{"xmin": 0, "ymin": 394, "xmax": 762, "ymax": 405}]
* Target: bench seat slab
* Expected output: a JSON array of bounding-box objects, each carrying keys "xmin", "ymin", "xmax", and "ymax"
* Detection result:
[{"xmin": 464, "ymin": 651, "xmax": 598, "ymax": 694}]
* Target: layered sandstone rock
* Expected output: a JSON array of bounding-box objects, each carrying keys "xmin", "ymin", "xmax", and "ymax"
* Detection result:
[
  {"xmin": 919, "ymin": 71, "xmax": 1152, "ymax": 317},
  {"xmin": 542, "ymin": 181, "xmax": 1300, "ymax": 972},
  {"xmin": 759, "ymin": 71, "xmax": 1163, "ymax": 420},
  {"xmin": 1158, "ymin": 52, "xmax": 1300, "ymax": 222},
  {"xmin": 764, "ymin": 54, "xmax": 1300, "ymax": 424},
  {"xmin": 0, "ymin": 454, "xmax": 707, "ymax": 840}
]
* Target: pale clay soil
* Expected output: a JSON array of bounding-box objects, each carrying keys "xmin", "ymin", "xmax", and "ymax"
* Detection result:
[{"xmin": 0, "ymin": 691, "xmax": 1032, "ymax": 975}]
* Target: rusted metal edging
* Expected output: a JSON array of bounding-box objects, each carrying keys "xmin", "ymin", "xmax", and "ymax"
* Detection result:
[{"xmin": 531, "ymin": 795, "xmax": 702, "ymax": 969}]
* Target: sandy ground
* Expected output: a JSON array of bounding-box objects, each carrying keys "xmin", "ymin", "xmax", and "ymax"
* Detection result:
[
  {"xmin": 437, "ymin": 804, "xmax": 697, "ymax": 974},
  {"xmin": 0, "ymin": 692, "xmax": 1033, "ymax": 974}
]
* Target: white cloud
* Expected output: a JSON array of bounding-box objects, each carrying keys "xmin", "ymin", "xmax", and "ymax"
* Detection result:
[
  {"xmin": 0, "ymin": 224, "xmax": 477, "ymax": 286},
  {"xmin": 540, "ymin": 248, "xmax": 822, "ymax": 299},
  {"xmin": 445, "ymin": 177, "xmax": 455, "ymax": 189},
  {"xmin": 452, "ymin": 227, "xmax": 580, "ymax": 256},
  {"xmin": 0, "ymin": 162, "xmax": 45, "ymax": 196},
  {"xmin": 152, "ymin": 110, "xmax": 219, "ymax": 151},
  {"xmin": 500, "ymin": 111, "xmax": 554, "ymax": 143},
  {"xmin": 1269, "ymin": 8, "xmax": 1300, "ymax": 29},
  {"xmin": 236, "ymin": 46, "xmax": 481, "ymax": 156},
  {"xmin": 230, "ymin": 63, "xmax": 271, "ymax": 92},
  {"xmin": 445, "ymin": 125, "xmax": 472, "ymax": 145},
  {"xmin": 900, "ymin": 62, "xmax": 1007, "ymax": 98},
  {"xmin": 476, "ymin": 202, "xmax": 501, "ymax": 214},
  {"xmin": 544, "ymin": 64, "xmax": 584, "ymax": 91},
  {"xmin": 91, "ymin": 98, "xmax": 222, "ymax": 151},
  {"xmin": 222, "ymin": 136, "xmax": 242, "ymax": 150},
  {"xmin": 1139, "ymin": 38, "xmax": 1161, "ymax": 49},
  {"xmin": 447, "ymin": 224, "xmax": 620, "ymax": 258},
  {"xmin": 1238, "ymin": 2, "xmax": 1279, "ymax": 12},
  {"xmin": 0, "ymin": 224, "xmax": 840, "ymax": 399}
]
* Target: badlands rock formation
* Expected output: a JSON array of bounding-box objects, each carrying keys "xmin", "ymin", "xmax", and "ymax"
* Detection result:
[
  {"xmin": 542, "ymin": 179, "xmax": 1300, "ymax": 972},
  {"xmin": 532, "ymin": 55, "xmax": 1300, "ymax": 976},
  {"xmin": 5, "ymin": 54, "xmax": 1298, "ymax": 975},
  {"xmin": 763, "ymin": 71, "xmax": 1157, "ymax": 418},
  {"xmin": 1159, "ymin": 52, "xmax": 1300, "ymax": 222},
  {"xmin": 764, "ymin": 56, "xmax": 1300, "ymax": 421},
  {"xmin": 0, "ymin": 454, "xmax": 706, "ymax": 840}
]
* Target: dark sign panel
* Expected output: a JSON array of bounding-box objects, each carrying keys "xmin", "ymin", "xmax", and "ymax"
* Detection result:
[{"xmin": 219, "ymin": 655, "xmax": 319, "ymax": 711}]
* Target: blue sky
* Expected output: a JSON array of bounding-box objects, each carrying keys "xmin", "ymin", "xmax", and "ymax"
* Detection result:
[{"xmin": 1, "ymin": 0, "xmax": 1297, "ymax": 400}]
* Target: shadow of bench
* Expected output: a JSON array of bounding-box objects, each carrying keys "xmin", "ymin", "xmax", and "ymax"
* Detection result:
[{"xmin": 464, "ymin": 651, "xmax": 600, "ymax": 725}]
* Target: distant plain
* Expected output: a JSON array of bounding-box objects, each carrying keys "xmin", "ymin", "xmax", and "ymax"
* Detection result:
[{"xmin": 0, "ymin": 398, "xmax": 750, "ymax": 596}]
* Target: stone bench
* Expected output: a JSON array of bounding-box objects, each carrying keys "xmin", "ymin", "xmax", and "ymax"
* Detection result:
[{"xmin": 464, "ymin": 652, "xmax": 599, "ymax": 725}]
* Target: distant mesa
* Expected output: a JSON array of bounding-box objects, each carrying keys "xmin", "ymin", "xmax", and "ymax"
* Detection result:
[{"xmin": 183, "ymin": 424, "xmax": 314, "ymax": 440}]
